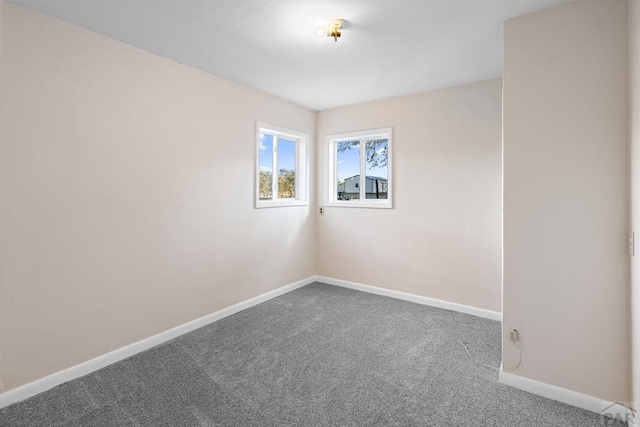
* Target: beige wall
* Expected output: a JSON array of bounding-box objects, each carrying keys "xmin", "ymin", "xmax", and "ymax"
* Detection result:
[
  {"xmin": 317, "ymin": 79, "xmax": 503, "ymax": 312},
  {"xmin": 631, "ymin": 0, "xmax": 640, "ymax": 412},
  {"xmin": 0, "ymin": 3, "xmax": 316, "ymax": 392},
  {"xmin": 3, "ymin": 0, "xmax": 631, "ymax": 405},
  {"xmin": 503, "ymin": 0, "xmax": 629, "ymax": 401},
  {"xmin": 0, "ymin": 0, "xmax": 6, "ymax": 394}
]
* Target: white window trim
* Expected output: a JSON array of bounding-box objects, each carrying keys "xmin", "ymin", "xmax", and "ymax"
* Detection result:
[
  {"xmin": 326, "ymin": 127, "xmax": 393, "ymax": 209},
  {"xmin": 256, "ymin": 122, "xmax": 309, "ymax": 208}
]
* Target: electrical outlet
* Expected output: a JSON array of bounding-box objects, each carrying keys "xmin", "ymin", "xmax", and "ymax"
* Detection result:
[
  {"xmin": 510, "ymin": 329, "xmax": 519, "ymax": 342},
  {"xmin": 319, "ymin": 207, "xmax": 325, "ymax": 216}
]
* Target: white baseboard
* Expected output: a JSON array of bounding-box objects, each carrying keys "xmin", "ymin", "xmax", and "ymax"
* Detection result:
[
  {"xmin": 500, "ymin": 371, "xmax": 636, "ymax": 423},
  {"xmin": 10, "ymin": 275, "xmax": 626, "ymax": 424},
  {"xmin": 0, "ymin": 276, "xmax": 316, "ymax": 410},
  {"xmin": 314, "ymin": 276, "xmax": 502, "ymax": 321}
]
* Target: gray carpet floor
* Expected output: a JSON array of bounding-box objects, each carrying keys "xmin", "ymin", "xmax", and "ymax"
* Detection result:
[{"xmin": 0, "ymin": 282, "xmax": 626, "ymax": 426}]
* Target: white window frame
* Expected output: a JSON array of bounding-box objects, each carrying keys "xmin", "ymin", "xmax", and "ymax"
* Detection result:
[
  {"xmin": 326, "ymin": 128, "xmax": 393, "ymax": 209},
  {"xmin": 256, "ymin": 122, "xmax": 309, "ymax": 208}
]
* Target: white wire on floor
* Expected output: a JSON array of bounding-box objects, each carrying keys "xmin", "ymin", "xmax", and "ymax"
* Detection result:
[{"xmin": 458, "ymin": 339, "xmax": 522, "ymax": 372}]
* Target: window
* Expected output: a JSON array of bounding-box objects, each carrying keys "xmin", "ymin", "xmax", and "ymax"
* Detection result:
[
  {"xmin": 326, "ymin": 128, "xmax": 392, "ymax": 208},
  {"xmin": 256, "ymin": 122, "xmax": 308, "ymax": 208}
]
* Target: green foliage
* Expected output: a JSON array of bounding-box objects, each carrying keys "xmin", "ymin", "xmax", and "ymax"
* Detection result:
[
  {"xmin": 260, "ymin": 169, "xmax": 296, "ymax": 199},
  {"xmin": 278, "ymin": 169, "xmax": 295, "ymax": 198},
  {"xmin": 259, "ymin": 170, "xmax": 272, "ymax": 199},
  {"xmin": 337, "ymin": 139, "xmax": 388, "ymax": 168}
]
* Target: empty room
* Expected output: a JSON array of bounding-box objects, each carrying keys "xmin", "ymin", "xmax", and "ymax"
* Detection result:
[{"xmin": 1, "ymin": 0, "xmax": 639, "ymax": 425}]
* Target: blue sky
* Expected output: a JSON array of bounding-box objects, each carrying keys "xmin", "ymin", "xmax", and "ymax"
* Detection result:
[
  {"xmin": 337, "ymin": 140, "xmax": 388, "ymax": 181},
  {"xmin": 337, "ymin": 141, "xmax": 360, "ymax": 181},
  {"xmin": 260, "ymin": 134, "xmax": 388, "ymax": 180},
  {"xmin": 259, "ymin": 134, "xmax": 296, "ymax": 173}
]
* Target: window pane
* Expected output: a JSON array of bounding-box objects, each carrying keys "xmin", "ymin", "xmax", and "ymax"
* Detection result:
[
  {"xmin": 259, "ymin": 133, "xmax": 273, "ymax": 200},
  {"xmin": 278, "ymin": 138, "xmax": 296, "ymax": 199},
  {"xmin": 337, "ymin": 140, "xmax": 360, "ymax": 201},
  {"xmin": 364, "ymin": 139, "xmax": 388, "ymax": 199}
]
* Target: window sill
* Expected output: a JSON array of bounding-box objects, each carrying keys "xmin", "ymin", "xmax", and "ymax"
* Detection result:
[
  {"xmin": 256, "ymin": 200, "xmax": 309, "ymax": 209},
  {"xmin": 325, "ymin": 201, "xmax": 393, "ymax": 209}
]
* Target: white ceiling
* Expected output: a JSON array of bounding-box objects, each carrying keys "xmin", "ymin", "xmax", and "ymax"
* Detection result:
[{"xmin": 10, "ymin": 0, "xmax": 573, "ymax": 111}]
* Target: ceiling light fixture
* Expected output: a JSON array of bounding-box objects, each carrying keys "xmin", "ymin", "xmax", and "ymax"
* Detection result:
[{"xmin": 316, "ymin": 19, "xmax": 345, "ymax": 42}]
